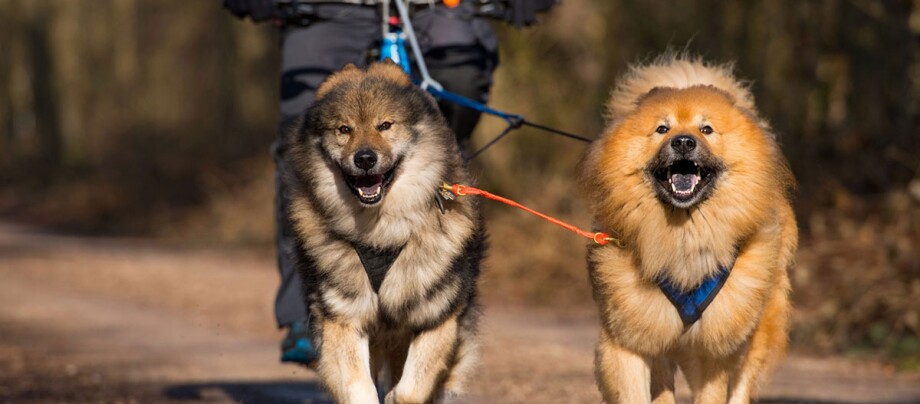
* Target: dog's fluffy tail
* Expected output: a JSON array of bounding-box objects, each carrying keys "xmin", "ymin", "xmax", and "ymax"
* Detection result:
[{"xmin": 606, "ymin": 54, "xmax": 757, "ymax": 122}]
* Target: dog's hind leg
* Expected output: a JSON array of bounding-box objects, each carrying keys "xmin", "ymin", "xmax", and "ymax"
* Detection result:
[
  {"xmin": 316, "ymin": 320, "xmax": 377, "ymax": 403},
  {"xmin": 378, "ymin": 338, "xmax": 411, "ymax": 396},
  {"xmin": 677, "ymin": 350, "xmax": 735, "ymax": 404},
  {"xmin": 595, "ymin": 330, "xmax": 653, "ymax": 403},
  {"xmin": 650, "ymin": 355, "xmax": 677, "ymax": 404},
  {"xmin": 385, "ymin": 315, "xmax": 460, "ymax": 404}
]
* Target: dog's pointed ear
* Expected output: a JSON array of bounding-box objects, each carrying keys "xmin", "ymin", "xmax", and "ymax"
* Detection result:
[
  {"xmin": 638, "ymin": 86, "xmax": 676, "ymax": 103},
  {"xmin": 316, "ymin": 64, "xmax": 363, "ymax": 100},
  {"xmin": 368, "ymin": 61, "xmax": 412, "ymax": 86},
  {"xmin": 696, "ymin": 84, "xmax": 737, "ymax": 105},
  {"xmin": 647, "ymin": 86, "xmax": 673, "ymax": 94}
]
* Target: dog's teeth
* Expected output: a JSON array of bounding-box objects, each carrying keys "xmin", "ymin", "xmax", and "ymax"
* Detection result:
[{"xmin": 358, "ymin": 187, "xmax": 381, "ymax": 198}]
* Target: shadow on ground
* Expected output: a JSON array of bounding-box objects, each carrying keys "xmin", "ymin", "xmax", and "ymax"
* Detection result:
[{"xmin": 164, "ymin": 380, "xmax": 332, "ymax": 403}]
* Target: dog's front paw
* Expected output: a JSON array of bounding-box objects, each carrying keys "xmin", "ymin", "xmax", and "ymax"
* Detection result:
[
  {"xmin": 343, "ymin": 381, "xmax": 378, "ymax": 403},
  {"xmin": 384, "ymin": 387, "xmax": 427, "ymax": 404}
]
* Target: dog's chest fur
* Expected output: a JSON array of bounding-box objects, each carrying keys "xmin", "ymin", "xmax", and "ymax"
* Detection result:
[{"xmin": 293, "ymin": 190, "xmax": 480, "ymax": 332}]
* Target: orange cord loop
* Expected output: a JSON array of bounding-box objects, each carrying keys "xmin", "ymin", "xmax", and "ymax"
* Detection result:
[
  {"xmin": 441, "ymin": 183, "xmax": 621, "ymax": 246},
  {"xmin": 592, "ymin": 233, "xmax": 608, "ymax": 245}
]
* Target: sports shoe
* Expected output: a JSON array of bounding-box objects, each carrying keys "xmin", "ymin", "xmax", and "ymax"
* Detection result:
[{"xmin": 280, "ymin": 319, "xmax": 318, "ymax": 366}]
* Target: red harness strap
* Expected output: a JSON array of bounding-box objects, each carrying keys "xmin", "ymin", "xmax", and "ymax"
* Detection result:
[{"xmin": 441, "ymin": 183, "xmax": 621, "ymax": 246}]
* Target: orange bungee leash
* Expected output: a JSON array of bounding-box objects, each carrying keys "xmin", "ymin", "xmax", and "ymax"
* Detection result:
[
  {"xmin": 440, "ymin": 183, "xmax": 622, "ymax": 247},
  {"xmin": 440, "ymin": 183, "xmax": 735, "ymax": 327}
]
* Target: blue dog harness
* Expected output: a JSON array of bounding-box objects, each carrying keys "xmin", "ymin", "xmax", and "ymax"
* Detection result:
[{"xmin": 657, "ymin": 262, "xmax": 733, "ymax": 326}]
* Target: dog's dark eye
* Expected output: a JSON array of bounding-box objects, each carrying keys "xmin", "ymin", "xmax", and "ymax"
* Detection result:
[
  {"xmin": 655, "ymin": 125, "xmax": 669, "ymax": 134},
  {"xmin": 338, "ymin": 125, "xmax": 352, "ymax": 135},
  {"xmin": 700, "ymin": 125, "xmax": 713, "ymax": 135},
  {"xmin": 377, "ymin": 121, "xmax": 392, "ymax": 131}
]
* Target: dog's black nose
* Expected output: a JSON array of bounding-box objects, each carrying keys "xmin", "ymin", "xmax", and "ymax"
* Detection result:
[
  {"xmin": 670, "ymin": 135, "xmax": 696, "ymax": 153},
  {"xmin": 354, "ymin": 149, "xmax": 377, "ymax": 170}
]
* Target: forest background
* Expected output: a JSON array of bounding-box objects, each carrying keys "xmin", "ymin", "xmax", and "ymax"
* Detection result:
[{"xmin": 1, "ymin": 0, "xmax": 917, "ymax": 369}]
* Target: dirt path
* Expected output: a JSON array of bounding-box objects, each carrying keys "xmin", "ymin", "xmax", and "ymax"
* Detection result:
[{"xmin": 1, "ymin": 223, "xmax": 918, "ymax": 403}]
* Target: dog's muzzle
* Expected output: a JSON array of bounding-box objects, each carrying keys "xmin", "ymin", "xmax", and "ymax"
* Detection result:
[{"xmin": 648, "ymin": 135, "xmax": 722, "ymax": 209}]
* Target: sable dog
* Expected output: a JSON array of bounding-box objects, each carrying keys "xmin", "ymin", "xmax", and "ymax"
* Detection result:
[
  {"xmin": 283, "ymin": 62, "xmax": 485, "ymax": 403},
  {"xmin": 581, "ymin": 56, "xmax": 797, "ymax": 403}
]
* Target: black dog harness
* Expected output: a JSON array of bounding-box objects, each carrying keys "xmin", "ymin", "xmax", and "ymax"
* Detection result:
[
  {"xmin": 656, "ymin": 261, "xmax": 733, "ymax": 327},
  {"xmin": 352, "ymin": 242, "xmax": 403, "ymax": 293},
  {"xmin": 348, "ymin": 193, "xmax": 454, "ymax": 293}
]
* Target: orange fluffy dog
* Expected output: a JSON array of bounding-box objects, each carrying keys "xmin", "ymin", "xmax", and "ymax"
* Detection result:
[{"xmin": 580, "ymin": 56, "xmax": 797, "ymax": 403}]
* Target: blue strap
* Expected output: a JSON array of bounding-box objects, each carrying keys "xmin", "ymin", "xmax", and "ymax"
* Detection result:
[
  {"xmin": 425, "ymin": 86, "xmax": 523, "ymax": 127},
  {"xmin": 657, "ymin": 263, "xmax": 733, "ymax": 326},
  {"xmin": 376, "ymin": 17, "xmax": 524, "ymax": 132},
  {"xmin": 377, "ymin": 29, "xmax": 519, "ymax": 125}
]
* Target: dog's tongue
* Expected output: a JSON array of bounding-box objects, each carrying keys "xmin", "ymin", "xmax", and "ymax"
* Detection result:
[
  {"xmin": 671, "ymin": 173, "xmax": 699, "ymax": 193},
  {"xmin": 356, "ymin": 174, "xmax": 384, "ymax": 196}
]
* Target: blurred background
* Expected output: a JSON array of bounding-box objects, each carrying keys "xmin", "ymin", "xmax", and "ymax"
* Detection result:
[{"xmin": 0, "ymin": 0, "xmax": 917, "ymax": 373}]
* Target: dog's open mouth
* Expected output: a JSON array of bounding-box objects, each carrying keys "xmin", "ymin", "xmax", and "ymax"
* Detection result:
[
  {"xmin": 651, "ymin": 159, "xmax": 719, "ymax": 207},
  {"xmin": 344, "ymin": 166, "xmax": 398, "ymax": 205}
]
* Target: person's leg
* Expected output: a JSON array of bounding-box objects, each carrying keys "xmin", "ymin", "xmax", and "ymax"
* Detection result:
[
  {"xmin": 412, "ymin": 4, "xmax": 499, "ymax": 146},
  {"xmin": 274, "ymin": 5, "xmax": 380, "ymax": 364}
]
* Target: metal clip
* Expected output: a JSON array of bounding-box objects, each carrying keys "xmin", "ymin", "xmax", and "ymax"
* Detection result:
[
  {"xmin": 434, "ymin": 191, "xmax": 446, "ymax": 214},
  {"xmin": 439, "ymin": 183, "xmax": 457, "ymax": 201}
]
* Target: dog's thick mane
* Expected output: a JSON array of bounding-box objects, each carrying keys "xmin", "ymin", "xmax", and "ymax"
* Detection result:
[
  {"xmin": 582, "ymin": 55, "xmax": 792, "ymax": 290},
  {"xmin": 295, "ymin": 120, "xmax": 459, "ymax": 250},
  {"xmin": 287, "ymin": 63, "xmax": 467, "ymax": 250},
  {"xmin": 606, "ymin": 54, "xmax": 759, "ymax": 124}
]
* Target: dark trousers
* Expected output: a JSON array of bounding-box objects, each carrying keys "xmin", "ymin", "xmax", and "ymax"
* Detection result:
[{"xmin": 273, "ymin": 4, "xmax": 498, "ymax": 327}]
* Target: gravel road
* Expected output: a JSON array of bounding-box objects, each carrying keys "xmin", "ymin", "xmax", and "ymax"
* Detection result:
[{"xmin": 1, "ymin": 223, "xmax": 918, "ymax": 403}]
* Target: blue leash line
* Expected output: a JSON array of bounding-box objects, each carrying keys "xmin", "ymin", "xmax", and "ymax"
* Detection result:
[
  {"xmin": 426, "ymin": 86, "xmax": 595, "ymax": 159},
  {"xmin": 426, "ymin": 86, "xmax": 524, "ymax": 127},
  {"xmin": 380, "ymin": 4, "xmax": 592, "ymax": 159}
]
